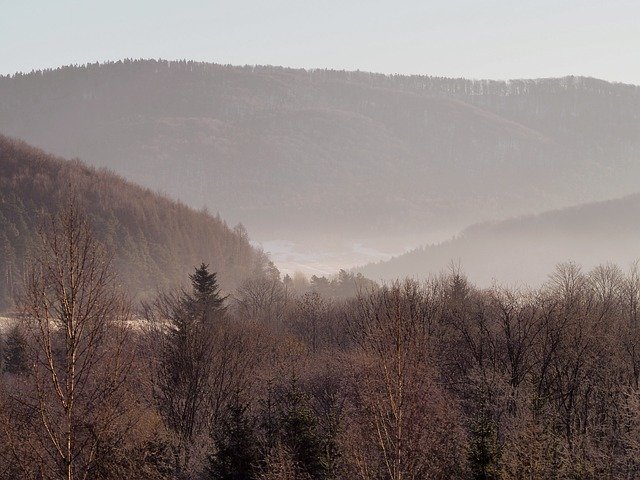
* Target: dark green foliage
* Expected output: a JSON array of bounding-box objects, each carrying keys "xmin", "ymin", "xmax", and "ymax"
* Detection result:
[
  {"xmin": 278, "ymin": 381, "xmax": 327, "ymax": 479},
  {"xmin": 190, "ymin": 263, "xmax": 226, "ymax": 312},
  {"xmin": 208, "ymin": 395, "xmax": 258, "ymax": 480},
  {"xmin": 308, "ymin": 380, "xmax": 344, "ymax": 479},
  {"xmin": 469, "ymin": 413, "xmax": 502, "ymax": 480},
  {"xmin": 155, "ymin": 264, "xmax": 229, "ymax": 476},
  {"xmin": 255, "ymin": 380, "xmax": 329, "ymax": 479},
  {"xmin": 301, "ymin": 270, "xmax": 377, "ymax": 299},
  {"xmin": 2, "ymin": 324, "xmax": 27, "ymax": 374},
  {"xmin": 175, "ymin": 264, "xmax": 226, "ymax": 334}
]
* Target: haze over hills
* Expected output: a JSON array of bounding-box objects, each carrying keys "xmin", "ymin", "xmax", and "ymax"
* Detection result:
[
  {"xmin": 1, "ymin": 59, "xmax": 639, "ymax": 273},
  {"xmin": 357, "ymin": 193, "xmax": 640, "ymax": 287},
  {"xmin": 0, "ymin": 134, "xmax": 271, "ymax": 309}
]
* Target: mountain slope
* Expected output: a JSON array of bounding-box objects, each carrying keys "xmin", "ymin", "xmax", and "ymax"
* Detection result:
[
  {"xmin": 356, "ymin": 194, "xmax": 640, "ymax": 286},
  {"xmin": 0, "ymin": 134, "xmax": 271, "ymax": 309},
  {"xmin": 2, "ymin": 61, "xmax": 639, "ymax": 252}
]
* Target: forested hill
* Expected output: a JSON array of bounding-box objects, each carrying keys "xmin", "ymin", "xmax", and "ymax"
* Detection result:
[
  {"xmin": 1, "ymin": 60, "xmax": 639, "ymax": 242},
  {"xmin": 356, "ymin": 193, "xmax": 640, "ymax": 287},
  {"xmin": 0, "ymin": 135, "xmax": 272, "ymax": 309}
]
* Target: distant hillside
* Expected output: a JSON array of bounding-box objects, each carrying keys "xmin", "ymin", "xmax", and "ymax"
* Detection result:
[
  {"xmin": 1, "ymin": 60, "xmax": 639, "ymax": 246},
  {"xmin": 0, "ymin": 135, "xmax": 271, "ymax": 309},
  {"xmin": 356, "ymin": 194, "xmax": 640, "ymax": 286}
]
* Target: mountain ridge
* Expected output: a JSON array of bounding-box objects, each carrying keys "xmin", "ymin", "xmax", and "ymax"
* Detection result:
[
  {"xmin": 0, "ymin": 133, "xmax": 271, "ymax": 309},
  {"xmin": 1, "ymin": 59, "xmax": 639, "ymax": 271},
  {"xmin": 356, "ymin": 192, "xmax": 640, "ymax": 286}
]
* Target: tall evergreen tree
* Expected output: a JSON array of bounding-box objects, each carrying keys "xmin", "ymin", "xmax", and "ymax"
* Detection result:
[
  {"xmin": 3, "ymin": 324, "xmax": 27, "ymax": 374},
  {"xmin": 154, "ymin": 263, "xmax": 228, "ymax": 477},
  {"xmin": 279, "ymin": 381, "xmax": 327, "ymax": 479},
  {"xmin": 208, "ymin": 394, "xmax": 258, "ymax": 480},
  {"xmin": 469, "ymin": 412, "xmax": 502, "ymax": 480},
  {"xmin": 189, "ymin": 263, "xmax": 226, "ymax": 314}
]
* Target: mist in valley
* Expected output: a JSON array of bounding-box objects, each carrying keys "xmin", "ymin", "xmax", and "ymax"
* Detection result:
[
  {"xmin": 1, "ymin": 1, "xmax": 640, "ymax": 479},
  {"xmin": 2, "ymin": 62, "xmax": 639, "ymax": 283}
]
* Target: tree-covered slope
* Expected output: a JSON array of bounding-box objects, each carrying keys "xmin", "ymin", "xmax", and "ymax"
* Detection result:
[
  {"xmin": 0, "ymin": 135, "xmax": 271, "ymax": 309},
  {"xmin": 1, "ymin": 60, "xmax": 638, "ymax": 243},
  {"xmin": 357, "ymin": 193, "xmax": 640, "ymax": 286}
]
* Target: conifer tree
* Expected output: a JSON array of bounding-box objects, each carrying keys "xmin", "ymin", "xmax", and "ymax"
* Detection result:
[
  {"xmin": 469, "ymin": 412, "xmax": 502, "ymax": 480},
  {"xmin": 2, "ymin": 324, "xmax": 27, "ymax": 374},
  {"xmin": 208, "ymin": 394, "xmax": 258, "ymax": 480},
  {"xmin": 154, "ymin": 263, "xmax": 228, "ymax": 476},
  {"xmin": 190, "ymin": 263, "xmax": 226, "ymax": 310},
  {"xmin": 278, "ymin": 381, "xmax": 327, "ymax": 479}
]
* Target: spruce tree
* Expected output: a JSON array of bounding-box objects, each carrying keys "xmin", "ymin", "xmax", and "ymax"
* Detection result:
[
  {"xmin": 208, "ymin": 395, "xmax": 258, "ymax": 480},
  {"xmin": 3, "ymin": 324, "xmax": 27, "ymax": 374},
  {"xmin": 469, "ymin": 412, "xmax": 502, "ymax": 480},
  {"xmin": 156, "ymin": 263, "xmax": 228, "ymax": 476},
  {"xmin": 279, "ymin": 381, "xmax": 327, "ymax": 479},
  {"xmin": 189, "ymin": 263, "xmax": 226, "ymax": 313}
]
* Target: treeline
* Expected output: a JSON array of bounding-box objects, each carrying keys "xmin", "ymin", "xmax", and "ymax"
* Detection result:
[
  {"xmin": 4, "ymin": 58, "xmax": 638, "ymax": 100},
  {"xmin": 3, "ymin": 206, "xmax": 640, "ymax": 479},
  {"xmin": 4, "ymin": 59, "xmax": 637, "ymax": 139},
  {"xmin": 357, "ymin": 192, "xmax": 640, "ymax": 286},
  {"xmin": 0, "ymin": 135, "xmax": 272, "ymax": 309},
  {"xmin": 283, "ymin": 270, "xmax": 378, "ymax": 300}
]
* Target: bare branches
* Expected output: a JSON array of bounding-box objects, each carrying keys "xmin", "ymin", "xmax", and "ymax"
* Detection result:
[{"xmin": 16, "ymin": 202, "xmax": 133, "ymax": 480}]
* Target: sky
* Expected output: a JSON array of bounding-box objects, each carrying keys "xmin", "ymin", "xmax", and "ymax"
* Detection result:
[{"xmin": 1, "ymin": 0, "xmax": 639, "ymax": 84}]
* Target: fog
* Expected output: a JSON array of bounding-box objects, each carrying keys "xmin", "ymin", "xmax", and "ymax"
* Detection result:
[
  {"xmin": 4, "ymin": 3, "xmax": 640, "ymax": 478},
  {"xmin": 1, "ymin": 61, "xmax": 639, "ymax": 286},
  {"xmin": 358, "ymin": 194, "xmax": 640, "ymax": 287}
]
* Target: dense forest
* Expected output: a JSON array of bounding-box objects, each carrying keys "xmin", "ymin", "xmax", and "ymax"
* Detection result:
[
  {"xmin": 2, "ymin": 206, "xmax": 640, "ymax": 479},
  {"xmin": 358, "ymin": 193, "xmax": 640, "ymax": 286},
  {"xmin": 1, "ymin": 60, "xmax": 639, "ymax": 245},
  {"xmin": 0, "ymin": 134, "xmax": 272, "ymax": 309}
]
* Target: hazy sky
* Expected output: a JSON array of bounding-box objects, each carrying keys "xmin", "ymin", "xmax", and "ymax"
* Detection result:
[{"xmin": 1, "ymin": 0, "xmax": 639, "ymax": 84}]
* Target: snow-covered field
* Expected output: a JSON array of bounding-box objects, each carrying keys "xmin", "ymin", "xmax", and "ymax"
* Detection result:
[{"xmin": 0, "ymin": 315, "xmax": 153, "ymax": 333}]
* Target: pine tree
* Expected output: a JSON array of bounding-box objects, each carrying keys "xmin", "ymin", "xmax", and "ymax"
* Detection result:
[
  {"xmin": 469, "ymin": 412, "xmax": 502, "ymax": 480},
  {"xmin": 3, "ymin": 324, "xmax": 27, "ymax": 374},
  {"xmin": 189, "ymin": 263, "xmax": 226, "ymax": 313},
  {"xmin": 155, "ymin": 264, "xmax": 228, "ymax": 476},
  {"xmin": 208, "ymin": 394, "xmax": 258, "ymax": 480},
  {"xmin": 279, "ymin": 381, "xmax": 327, "ymax": 479}
]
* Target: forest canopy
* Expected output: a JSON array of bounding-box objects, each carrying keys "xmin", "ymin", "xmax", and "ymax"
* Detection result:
[{"xmin": 0, "ymin": 134, "xmax": 272, "ymax": 309}]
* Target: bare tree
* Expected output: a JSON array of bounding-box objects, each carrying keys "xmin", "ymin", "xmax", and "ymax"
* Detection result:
[
  {"xmin": 17, "ymin": 203, "xmax": 133, "ymax": 480},
  {"xmin": 233, "ymin": 275, "xmax": 290, "ymax": 324},
  {"xmin": 346, "ymin": 281, "xmax": 466, "ymax": 480},
  {"xmin": 291, "ymin": 292, "xmax": 326, "ymax": 353}
]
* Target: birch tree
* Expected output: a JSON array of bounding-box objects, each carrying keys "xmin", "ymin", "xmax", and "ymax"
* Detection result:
[{"xmin": 19, "ymin": 203, "xmax": 132, "ymax": 480}]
